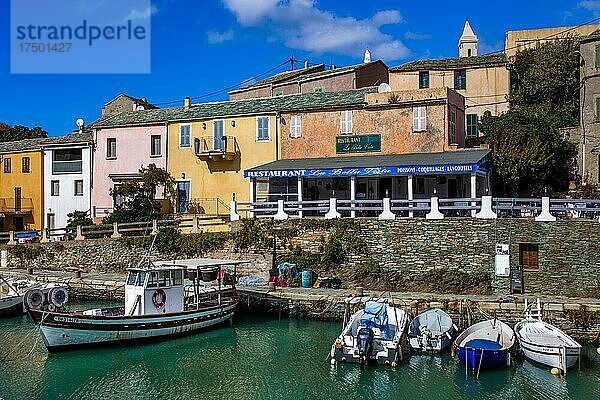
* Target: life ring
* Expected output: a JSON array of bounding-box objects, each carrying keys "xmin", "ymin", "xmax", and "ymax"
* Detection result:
[
  {"xmin": 49, "ymin": 286, "xmax": 69, "ymax": 308},
  {"xmin": 152, "ymin": 289, "xmax": 166, "ymax": 309},
  {"xmin": 25, "ymin": 289, "xmax": 44, "ymax": 310}
]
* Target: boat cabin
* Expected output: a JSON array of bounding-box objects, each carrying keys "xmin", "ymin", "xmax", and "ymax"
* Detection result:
[{"xmin": 125, "ymin": 266, "xmax": 184, "ymax": 316}]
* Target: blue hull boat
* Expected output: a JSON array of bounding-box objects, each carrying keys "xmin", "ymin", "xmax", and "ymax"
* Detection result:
[{"xmin": 454, "ymin": 319, "xmax": 515, "ymax": 371}]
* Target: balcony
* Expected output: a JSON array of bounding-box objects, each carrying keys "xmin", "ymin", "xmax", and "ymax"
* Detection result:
[
  {"xmin": 194, "ymin": 136, "xmax": 239, "ymax": 161},
  {"xmin": 0, "ymin": 198, "xmax": 34, "ymax": 214}
]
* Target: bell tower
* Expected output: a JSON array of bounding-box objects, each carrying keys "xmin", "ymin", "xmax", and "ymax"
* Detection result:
[{"xmin": 459, "ymin": 20, "xmax": 478, "ymax": 57}]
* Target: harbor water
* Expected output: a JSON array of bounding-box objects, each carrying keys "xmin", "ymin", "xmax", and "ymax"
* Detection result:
[{"xmin": 1, "ymin": 301, "xmax": 600, "ymax": 399}]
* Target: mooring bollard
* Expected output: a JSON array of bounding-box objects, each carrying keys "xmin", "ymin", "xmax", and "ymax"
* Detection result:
[
  {"xmin": 7, "ymin": 231, "xmax": 16, "ymax": 246},
  {"xmin": 378, "ymin": 198, "xmax": 396, "ymax": 220},
  {"xmin": 230, "ymin": 194, "xmax": 241, "ymax": 222}
]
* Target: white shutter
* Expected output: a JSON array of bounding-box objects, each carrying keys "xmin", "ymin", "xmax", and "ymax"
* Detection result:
[
  {"xmin": 290, "ymin": 115, "xmax": 301, "ymax": 138},
  {"xmin": 341, "ymin": 110, "xmax": 352, "ymax": 134},
  {"xmin": 412, "ymin": 107, "xmax": 419, "ymax": 131},
  {"xmin": 413, "ymin": 107, "xmax": 426, "ymax": 131}
]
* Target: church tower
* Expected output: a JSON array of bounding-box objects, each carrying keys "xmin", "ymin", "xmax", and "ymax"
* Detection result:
[{"xmin": 459, "ymin": 20, "xmax": 478, "ymax": 57}]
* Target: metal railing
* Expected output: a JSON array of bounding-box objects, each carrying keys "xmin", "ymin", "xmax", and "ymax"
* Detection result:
[
  {"xmin": 196, "ymin": 136, "xmax": 239, "ymax": 155},
  {"xmin": 0, "ymin": 198, "xmax": 34, "ymax": 213},
  {"xmin": 187, "ymin": 198, "xmax": 231, "ymax": 216},
  {"xmin": 229, "ymin": 195, "xmax": 600, "ymax": 222}
]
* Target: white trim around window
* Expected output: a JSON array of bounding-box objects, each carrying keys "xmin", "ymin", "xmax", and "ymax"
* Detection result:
[
  {"xmin": 412, "ymin": 106, "xmax": 427, "ymax": 132},
  {"xmin": 340, "ymin": 110, "xmax": 353, "ymax": 134},
  {"xmin": 290, "ymin": 115, "xmax": 302, "ymax": 138},
  {"xmin": 179, "ymin": 124, "xmax": 191, "ymax": 148},
  {"xmin": 256, "ymin": 116, "xmax": 270, "ymax": 141}
]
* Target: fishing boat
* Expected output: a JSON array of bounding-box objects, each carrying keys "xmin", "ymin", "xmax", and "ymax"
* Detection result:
[
  {"xmin": 0, "ymin": 277, "xmax": 63, "ymax": 317},
  {"xmin": 26, "ymin": 257, "xmax": 245, "ymax": 351},
  {"xmin": 515, "ymin": 298, "xmax": 581, "ymax": 374},
  {"xmin": 408, "ymin": 308, "xmax": 457, "ymax": 353},
  {"xmin": 330, "ymin": 298, "xmax": 409, "ymax": 367},
  {"xmin": 455, "ymin": 319, "xmax": 515, "ymax": 371}
]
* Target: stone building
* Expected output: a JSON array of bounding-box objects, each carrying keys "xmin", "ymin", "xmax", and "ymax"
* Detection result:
[
  {"xmin": 389, "ymin": 21, "xmax": 509, "ymax": 145},
  {"xmin": 228, "ymin": 59, "xmax": 389, "ymax": 101},
  {"xmin": 101, "ymin": 94, "xmax": 157, "ymax": 117},
  {"xmin": 566, "ymin": 30, "xmax": 600, "ymax": 185}
]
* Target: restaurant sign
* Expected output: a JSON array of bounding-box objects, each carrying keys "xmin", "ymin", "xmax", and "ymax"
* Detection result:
[{"xmin": 336, "ymin": 134, "xmax": 381, "ymax": 154}]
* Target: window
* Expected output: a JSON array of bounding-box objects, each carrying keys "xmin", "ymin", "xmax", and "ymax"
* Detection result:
[
  {"xmin": 3, "ymin": 158, "xmax": 11, "ymax": 173},
  {"xmin": 454, "ymin": 69, "xmax": 466, "ymax": 90},
  {"xmin": 256, "ymin": 117, "xmax": 270, "ymax": 141},
  {"xmin": 519, "ymin": 243, "xmax": 539, "ymax": 270},
  {"xmin": 213, "ymin": 120, "xmax": 225, "ymax": 150},
  {"xmin": 412, "ymin": 106, "xmax": 427, "ymax": 132},
  {"xmin": 51, "ymin": 180, "xmax": 59, "ymax": 196},
  {"xmin": 21, "ymin": 157, "xmax": 30, "ymax": 173},
  {"xmin": 150, "ymin": 135, "xmax": 161, "ymax": 156},
  {"xmin": 466, "ymin": 114, "xmax": 479, "ymax": 139},
  {"xmin": 449, "ymin": 108, "xmax": 457, "ymax": 144},
  {"xmin": 74, "ymin": 180, "xmax": 84, "ymax": 196},
  {"xmin": 340, "ymin": 110, "xmax": 353, "ymax": 134},
  {"xmin": 47, "ymin": 213, "xmax": 55, "ymax": 230},
  {"xmin": 596, "ymin": 44, "xmax": 600, "ymax": 68},
  {"xmin": 179, "ymin": 124, "xmax": 191, "ymax": 147},
  {"xmin": 415, "ymin": 177, "xmax": 425, "ymax": 194},
  {"xmin": 596, "ymin": 97, "xmax": 600, "ymax": 122},
  {"xmin": 106, "ymin": 138, "xmax": 117, "ymax": 158},
  {"xmin": 290, "ymin": 115, "xmax": 302, "ymax": 138},
  {"xmin": 419, "ymin": 71, "xmax": 429, "ymax": 89},
  {"xmin": 53, "ymin": 148, "xmax": 82, "ymax": 173}
]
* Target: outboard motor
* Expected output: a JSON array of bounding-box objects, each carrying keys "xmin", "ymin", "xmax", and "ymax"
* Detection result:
[{"xmin": 356, "ymin": 327, "xmax": 375, "ymax": 367}]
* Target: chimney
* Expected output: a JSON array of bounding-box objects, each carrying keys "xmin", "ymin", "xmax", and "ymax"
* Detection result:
[
  {"xmin": 330, "ymin": 64, "xmax": 336, "ymax": 70},
  {"xmin": 304, "ymin": 61, "xmax": 309, "ymax": 69},
  {"xmin": 184, "ymin": 97, "xmax": 191, "ymax": 110},
  {"xmin": 141, "ymin": 97, "xmax": 147, "ymax": 103},
  {"xmin": 363, "ymin": 49, "xmax": 371, "ymax": 63}
]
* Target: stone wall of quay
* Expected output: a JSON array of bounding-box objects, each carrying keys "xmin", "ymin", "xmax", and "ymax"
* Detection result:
[{"xmin": 281, "ymin": 218, "xmax": 600, "ymax": 297}]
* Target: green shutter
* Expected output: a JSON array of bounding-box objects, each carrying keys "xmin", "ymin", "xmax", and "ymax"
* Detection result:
[
  {"xmin": 466, "ymin": 114, "xmax": 478, "ymax": 138},
  {"xmin": 596, "ymin": 45, "xmax": 600, "ymax": 68},
  {"xmin": 596, "ymin": 98, "xmax": 600, "ymax": 121}
]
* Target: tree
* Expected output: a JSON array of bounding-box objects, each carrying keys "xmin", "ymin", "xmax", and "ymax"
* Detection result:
[
  {"xmin": 481, "ymin": 105, "xmax": 577, "ymax": 196},
  {"xmin": 66, "ymin": 210, "xmax": 92, "ymax": 228},
  {"xmin": 103, "ymin": 164, "xmax": 175, "ymax": 223},
  {"xmin": 0, "ymin": 123, "xmax": 48, "ymax": 142},
  {"xmin": 509, "ymin": 36, "xmax": 581, "ymax": 125}
]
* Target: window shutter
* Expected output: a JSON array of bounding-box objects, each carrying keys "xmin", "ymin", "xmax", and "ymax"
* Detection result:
[
  {"xmin": 596, "ymin": 45, "xmax": 600, "ymax": 68},
  {"xmin": 412, "ymin": 107, "xmax": 418, "ymax": 131},
  {"xmin": 596, "ymin": 98, "xmax": 600, "ymax": 121}
]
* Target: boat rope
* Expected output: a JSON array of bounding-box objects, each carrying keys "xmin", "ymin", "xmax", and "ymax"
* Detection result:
[
  {"xmin": 476, "ymin": 349, "xmax": 485, "ymax": 379},
  {"xmin": 2, "ymin": 311, "xmax": 50, "ymax": 362}
]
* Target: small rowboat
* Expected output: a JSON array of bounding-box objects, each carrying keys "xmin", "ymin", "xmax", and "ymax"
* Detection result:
[
  {"xmin": 455, "ymin": 319, "xmax": 515, "ymax": 371},
  {"xmin": 408, "ymin": 308, "xmax": 457, "ymax": 353},
  {"xmin": 515, "ymin": 299, "xmax": 581, "ymax": 374}
]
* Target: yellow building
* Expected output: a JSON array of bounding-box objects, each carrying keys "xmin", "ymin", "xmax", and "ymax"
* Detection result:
[
  {"xmin": 167, "ymin": 111, "xmax": 278, "ymax": 214},
  {"xmin": 0, "ymin": 139, "xmax": 44, "ymax": 231},
  {"xmin": 505, "ymin": 25, "xmax": 599, "ymax": 59}
]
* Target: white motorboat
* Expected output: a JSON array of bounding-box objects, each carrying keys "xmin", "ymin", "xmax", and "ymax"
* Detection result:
[
  {"xmin": 408, "ymin": 308, "xmax": 457, "ymax": 353},
  {"xmin": 27, "ymin": 257, "xmax": 244, "ymax": 351},
  {"xmin": 330, "ymin": 299, "xmax": 409, "ymax": 367},
  {"xmin": 0, "ymin": 278, "xmax": 63, "ymax": 316},
  {"xmin": 515, "ymin": 298, "xmax": 581, "ymax": 374}
]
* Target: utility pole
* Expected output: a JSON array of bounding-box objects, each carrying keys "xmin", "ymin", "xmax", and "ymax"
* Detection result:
[{"xmin": 290, "ymin": 55, "xmax": 295, "ymax": 71}]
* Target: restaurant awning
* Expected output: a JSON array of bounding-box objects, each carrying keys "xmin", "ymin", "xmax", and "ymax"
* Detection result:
[{"xmin": 244, "ymin": 149, "xmax": 490, "ymax": 178}]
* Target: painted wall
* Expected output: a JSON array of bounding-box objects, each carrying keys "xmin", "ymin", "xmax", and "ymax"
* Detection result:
[
  {"xmin": 43, "ymin": 145, "xmax": 92, "ymax": 231},
  {"xmin": 0, "ymin": 150, "xmax": 43, "ymax": 231},
  {"xmin": 92, "ymin": 124, "xmax": 167, "ymax": 222},
  {"xmin": 280, "ymin": 88, "xmax": 465, "ymax": 159},
  {"xmin": 505, "ymin": 25, "xmax": 597, "ymax": 58},
  {"xmin": 167, "ymin": 115, "xmax": 278, "ymax": 209},
  {"xmin": 389, "ymin": 65, "xmax": 509, "ymax": 119}
]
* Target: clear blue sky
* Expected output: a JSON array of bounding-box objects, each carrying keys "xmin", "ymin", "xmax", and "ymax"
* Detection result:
[{"xmin": 0, "ymin": 0, "xmax": 598, "ymax": 136}]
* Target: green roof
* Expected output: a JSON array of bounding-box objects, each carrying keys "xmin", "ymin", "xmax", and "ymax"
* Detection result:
[
  {"xmin": 246, "ymin": 149, "xmax": 491, "ymax": 172},
  {"xmin": 390, "ymin": 54, "xmax": 507, "ymax": 72},
  {"xmin": 0, "ymin": 132, "xmax": 92, "ymax": 154},
  {"xmin": 90, "ymin": 88, "xmax": 376, "ymax": 128}
]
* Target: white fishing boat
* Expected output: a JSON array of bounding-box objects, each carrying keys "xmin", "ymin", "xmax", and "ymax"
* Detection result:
[
  {"xmin": 26, "ymin": 257, "xmax": 245, "ymax": 351},
  {"xmin": 330, "ymin": 299, "xmax": 408, "ymax": 367},
  {"xmin": 408, "ymin": 308, "xmax": 457, "ymax": 353},
  {"xmin": 515, "ymin": 298, "xmax": 581, "ymax": 374},
  {"xmin": 0, "ymin": 277, "xmax": 63, "ymax": 317}
]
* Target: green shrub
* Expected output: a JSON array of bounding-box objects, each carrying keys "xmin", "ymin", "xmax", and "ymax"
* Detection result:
[{"xmin": 154, "ymin": 228, "xmax": 182, "ymax": 254}]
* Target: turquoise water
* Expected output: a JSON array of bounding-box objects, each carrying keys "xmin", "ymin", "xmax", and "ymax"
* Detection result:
[{"xmin": 1, "ymin": 302, "xmax": 600, "ymax": 399}]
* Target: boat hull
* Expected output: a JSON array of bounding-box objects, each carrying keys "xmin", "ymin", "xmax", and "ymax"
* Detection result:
[
  {"xmin": 28, "ymin": 302, "xmax": 238, "ymax": 351},
  {"xmin": 519, "ymin": 340, "xmax": 580, "ymax": 370},
  {"xmin": 409, "ymin": 334, "xmax": 452, "ymax": 353},
  {"xmin": 0, "ymin": 296, "xmax": 24, "ymax": 316},
  {"xmin": 457, "ymin": 346, "xmax": 510, "ymax": 370}
]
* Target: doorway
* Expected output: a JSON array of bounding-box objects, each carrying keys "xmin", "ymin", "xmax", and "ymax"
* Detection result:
[
  {"xmin": 13, "ymin": 217, "xmax": 24, "ymax": 232},
  {"xmin": 176, "ymin": 181, "xmax": 190, "ymax": 214}
]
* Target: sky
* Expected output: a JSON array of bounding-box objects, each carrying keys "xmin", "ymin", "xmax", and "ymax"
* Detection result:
[{"xmin": 0, "ymin": 0, "xmax": 599, "ymax": 136}]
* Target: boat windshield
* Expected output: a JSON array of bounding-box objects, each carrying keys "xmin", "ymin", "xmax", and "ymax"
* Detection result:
[{"xmin": 126, "ymin": 271, "xmax": 147, "ymax": 286}]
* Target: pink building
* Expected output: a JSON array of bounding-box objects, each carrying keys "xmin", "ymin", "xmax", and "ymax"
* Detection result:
[{"xmin": 91, "ymin": 124, "xmax": 167, "ymax": 222}]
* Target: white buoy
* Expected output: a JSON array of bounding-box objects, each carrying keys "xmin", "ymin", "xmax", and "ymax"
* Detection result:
[
  {"xmin": 330, "ymin": 358, "xmax": 336, "ymax": 365},
  {"xmin": 597, "ymin": 347, "xmax": 600, "ymax": 355},
  {"xmin": 551, "ymin": 367, "xmax": 561, "ymax": 376}
]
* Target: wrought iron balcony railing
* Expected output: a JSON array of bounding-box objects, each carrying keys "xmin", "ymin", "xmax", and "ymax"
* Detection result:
[{"xmin": 194, "ymin": 136, "xmax": 239, "ymax": 161}]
